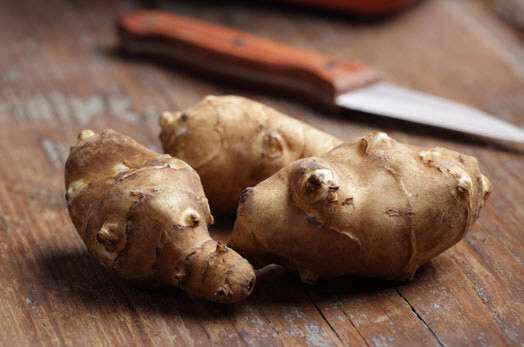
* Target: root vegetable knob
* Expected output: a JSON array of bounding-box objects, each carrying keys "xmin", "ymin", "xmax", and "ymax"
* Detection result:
[
  {"xmin": 300, "ymin": 168, "xmax": 339, "ymax": 203},
  {"xmin": 159, "ymin": 95, "xmax": 342, "ymax": 215},
  {"xmin": 65, "ymin": 129, "xmax": 255, "ymax": 303},
  {"xmin": 230, "ymin": 132, "xmax": 492, "ymax": 283}
]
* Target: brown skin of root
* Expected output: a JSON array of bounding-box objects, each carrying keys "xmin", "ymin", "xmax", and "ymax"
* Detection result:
[
  {"xmin": 159, "ymin": 95, "xmax": 342, "ymax": 215},
  {"xmin": 65, "ymin": 129, "xmax": 255, "ymax": 303},
  {"xmin": 229, "ymin": 132, "xmax": 491, "ymax": 283}
]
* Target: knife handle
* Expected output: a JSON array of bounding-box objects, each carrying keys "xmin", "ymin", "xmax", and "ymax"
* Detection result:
[{"xmin": 117, "ymin": 10, "xmax": 379, "ymax": 108}]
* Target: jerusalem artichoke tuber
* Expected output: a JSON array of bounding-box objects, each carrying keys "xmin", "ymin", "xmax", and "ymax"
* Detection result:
[
  {"xmin": 159, "ymin": 95, "xmax": 341, "ymax": 215},
  {"xmin": 229, "ymin": 132, "xmax": 492, "ymax": 283},
  {"xmin": 65, "ymin": 129, "xmax": 255, "ymax": 303}
]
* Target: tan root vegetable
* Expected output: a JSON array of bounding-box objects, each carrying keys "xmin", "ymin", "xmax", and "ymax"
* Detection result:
[
  {"xmin": 230, "ymin": 132, "xmax": 492, "ymax": 283},
  {"xmin": 159, "ymin": 95, "xmax": 342, "ymax": 215},
  {"xmin": 65, "ymin": 129, "xmax": 255, "ymax": 303}
]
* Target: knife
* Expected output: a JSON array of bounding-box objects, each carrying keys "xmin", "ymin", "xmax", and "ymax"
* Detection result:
[{"xmin": 117, "ymin": 10, "xmax": 524, "ymax": 143}]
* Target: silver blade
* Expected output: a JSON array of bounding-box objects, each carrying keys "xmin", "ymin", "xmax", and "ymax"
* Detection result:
[{"xmin": 336, "ymin": 82, "xmax": 524, "ymax": 143}]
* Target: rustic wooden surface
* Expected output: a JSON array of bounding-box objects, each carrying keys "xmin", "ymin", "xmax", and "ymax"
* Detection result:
[{"xmin": 1, "ymin": 0, "xmax": 523, "ymax": 346}]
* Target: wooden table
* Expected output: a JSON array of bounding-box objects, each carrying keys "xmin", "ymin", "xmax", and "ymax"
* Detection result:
[{"xmin": 1, "ymin": 0, "xmax": 523, "ymax": 345}]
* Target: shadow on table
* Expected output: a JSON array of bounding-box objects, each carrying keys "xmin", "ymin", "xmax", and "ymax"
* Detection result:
[
  {"xmin": 252, "ymin": 261, "xmax": 435, "ymax": 304},
  {"xmin": 37, "ymin": 249, "xmax": 237, "ymax": 320},
  {"xmin": 36, "ymin": 245, "xmax": 435, "ymax": 322}
]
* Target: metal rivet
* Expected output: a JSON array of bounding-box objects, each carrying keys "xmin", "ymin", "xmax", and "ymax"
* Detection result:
[
  {"xmin": 324, "ymin": 60, "xmax": 338, "ymax": 69},
  {"xmin": 231, "ymin": 38, "xmax": 245, "ymax": 47}
]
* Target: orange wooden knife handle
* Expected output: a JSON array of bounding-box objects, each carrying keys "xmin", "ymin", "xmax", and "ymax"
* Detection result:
[{"xmin": 118, "ymin": 10, "xmax": 379, "ymax": 106}]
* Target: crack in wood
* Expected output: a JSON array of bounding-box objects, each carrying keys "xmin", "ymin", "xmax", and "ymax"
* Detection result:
[
  {"xmin": 252, "ymin": 297, "xmax": 284, "ymax": 346},
  {"xmin": 304, "ymin": 288, "xmax": 349, "ymax": 346},
  {"xmin": 395, "ymin": 288, "xmax": 445, "ymax": 347},
  {"xmin": 340, "ymin": 305, "xmax": 371, "ymax": 347},
  {"xmin": 454, "ymin": 244, "xmax": 523, "ymax": 345},
  {"xmin": 225, "ymin": 312, "xmax": 249, "ymax": 347},
  {"xmin": 195, "ymin": 318, "xmax": 213, "ymax": 345}
]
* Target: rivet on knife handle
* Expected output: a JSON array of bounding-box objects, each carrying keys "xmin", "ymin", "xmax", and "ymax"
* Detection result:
[{"xmin": 117, "ymin": 10, "xmax": 379, "ymax": 107}]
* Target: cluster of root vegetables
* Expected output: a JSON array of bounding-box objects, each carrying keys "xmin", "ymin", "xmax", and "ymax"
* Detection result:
[{"xmin": 65, "ymin": 95, "xmax": 491, "ymax": 303}]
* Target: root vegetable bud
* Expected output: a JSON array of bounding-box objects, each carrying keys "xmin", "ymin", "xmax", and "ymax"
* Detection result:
[
  {"xmin": 65, "ymin": 129, "xmax": 255, "ymax": 303},
  {"xmin": 230, "ymin": 132, "xmax": 492, "ymax": 283},
  {"xmin": 159, "ymin": 95, "xmax": 341, "ymax": 215}
]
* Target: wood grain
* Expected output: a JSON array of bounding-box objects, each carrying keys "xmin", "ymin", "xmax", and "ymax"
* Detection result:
[{"xmin": 0, "ymin": 0, "xmax": 523, "ymax": 346}]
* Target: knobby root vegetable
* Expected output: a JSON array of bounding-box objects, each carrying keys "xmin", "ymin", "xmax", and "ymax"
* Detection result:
[
  {"xmin": 159, "ymin": 95, "xmax": 342, "ymax": 215},
  {"xmin": 229, "ymin": 132, "xmax": 492, "ymax": 283},
  {"xmin": 65, "ymin": 129, "xmax": 255, "ymax": 303}
]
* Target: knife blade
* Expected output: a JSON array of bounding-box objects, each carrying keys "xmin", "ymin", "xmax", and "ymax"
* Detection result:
[
  {"xmin": 336, "ymin": 82, "xmax": 524, "ymax": 143},
  {"xmin": 118, "ymin": 10, "xmax": 524, "ymax": 143}
]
